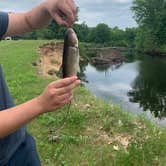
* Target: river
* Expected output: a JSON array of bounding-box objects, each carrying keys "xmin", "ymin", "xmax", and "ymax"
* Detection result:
[{"xmin": 81, "ymin": 55, "xmax": 166, "ymax": 127}]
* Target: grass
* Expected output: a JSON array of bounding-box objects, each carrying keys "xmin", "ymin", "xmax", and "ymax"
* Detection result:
[{"xmin": 0, "ymin": 40, "xmax": 166, "ymax": 166}]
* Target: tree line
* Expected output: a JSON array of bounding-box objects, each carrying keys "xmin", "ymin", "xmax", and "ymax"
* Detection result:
[
  {"xmin": 132, "ymin": 0, "xmax": 166, "ymax": 54},
  {"xmin": 21, "ymin": 0, "xmax": 165, "ymax": 54},
  {"xmin": 22, "ymin": 21, "xmax": 137, "ymax": 48}
]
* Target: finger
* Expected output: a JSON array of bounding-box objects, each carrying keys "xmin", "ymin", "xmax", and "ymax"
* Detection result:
[
  {"xmin": 58, "ymin": 92, "xmax": 73, "ymax": 101},
  {"xmin": 55, "ymin": 79, "xmax": 80, "ymax": 95},
  {"xmin": 59, "ymin": 94, "xmax": 73, "ymax": 106},
  {"xmin": 67, "ymin": 0, "xmax": 77, "ymax": 18},
  {"xmin": 54, "ymin": 13, "xmax": 68, "ymax": 26},
  {"xmin": 75, "ymin": 79, "xmax": 81, "ymax": 85},
  {"xmin": 58, "ymin": 5, "xmax": 75, "ymax": 26},
  {"xmin": 56, "ymin": 83, "xmax": 75, "ymax": 95},
  {"xmin": 55, "ymin": 94, "xmax": 73, "ymax": 109},
  {"xmin": 50, "ymin": 76, "xmax": 78, "ymax": 88}
]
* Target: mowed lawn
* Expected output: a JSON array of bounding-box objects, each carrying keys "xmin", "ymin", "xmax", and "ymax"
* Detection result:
[{"xmin": 1, "ymin": 40, "xmax": 166, "ymax": 166}]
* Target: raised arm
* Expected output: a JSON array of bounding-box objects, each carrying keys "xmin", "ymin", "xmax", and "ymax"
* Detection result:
[{"xmin": 5, "ymin": 0, "xmax": 77, "ymax": 37}]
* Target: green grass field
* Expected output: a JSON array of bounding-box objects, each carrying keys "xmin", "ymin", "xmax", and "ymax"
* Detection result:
[{"xmin": 1, "ymin": 40, "xmax": 166, "ymax": 166}]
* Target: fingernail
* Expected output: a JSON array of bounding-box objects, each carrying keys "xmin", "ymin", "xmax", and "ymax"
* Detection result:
[{"xmin": 73, "ymin": 76, "xmax": 77, "ymax": 79}]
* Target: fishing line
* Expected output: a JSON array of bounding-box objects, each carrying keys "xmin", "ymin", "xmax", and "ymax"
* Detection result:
[
  {"xmin": 54, "ymin": 101, "xmax": 71, "ymax": 135},
  {"xmin": 48, "ymin": 101, "xmax": 72, "ymax": 142}
]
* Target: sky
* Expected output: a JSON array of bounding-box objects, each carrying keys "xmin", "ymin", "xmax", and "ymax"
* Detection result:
[{"xmin": 0, "ymin": 0, "xmax": 137, "ymax": 29}]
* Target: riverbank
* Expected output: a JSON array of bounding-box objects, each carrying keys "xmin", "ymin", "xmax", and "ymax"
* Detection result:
[
  {"xmin": 80, "ymin": 44, "xmax": 127, "ymax": 66},
  {"xmin": 1, "ymin": 40, "xmax": 166, "ymax": 165}
]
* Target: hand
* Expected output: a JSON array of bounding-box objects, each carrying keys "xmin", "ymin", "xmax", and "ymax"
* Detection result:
[
  {"xmin": 44, "ymin": 0, "xmax": 77, "ymax": 26},
  {"xmin": 36, "ymin": 76, "xmax": 80, "ymax": 113}
]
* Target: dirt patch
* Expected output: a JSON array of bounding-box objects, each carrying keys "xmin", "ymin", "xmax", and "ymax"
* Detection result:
[
  {"xmin": 91, "ymin": 49, "xmax": 126, "ymax": 65},
  {"xmin": 93, "ymin": 128, "xmax": 132, "ymax": 150},
  {"xmin": 34, "ymin": 42, "xmax": 64, "ymax": 77}
]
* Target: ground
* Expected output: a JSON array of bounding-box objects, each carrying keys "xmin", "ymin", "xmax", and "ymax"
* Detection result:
[
  {"xmin": 1, "ymin": 40, "xmax": 166, "ymax": 166},
  {"xmin": 34, "ymin": 41, "xmax": 63, "ymax": 78}
]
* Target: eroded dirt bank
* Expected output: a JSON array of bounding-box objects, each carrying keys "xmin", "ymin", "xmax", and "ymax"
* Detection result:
[{"xmin": 33, "ymin": 42, "xmax": 64, "ymax": 78}]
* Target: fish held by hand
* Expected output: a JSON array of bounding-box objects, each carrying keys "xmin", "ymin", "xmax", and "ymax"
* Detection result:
[{"xmin": 62, "ymin": 28, "xmax": 80, "ymax": 78}]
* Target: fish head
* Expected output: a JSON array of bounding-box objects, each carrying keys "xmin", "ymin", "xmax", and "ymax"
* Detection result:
[{"xmin": 65, "ymin": 28, "xmax": 78, "ymax": 48}]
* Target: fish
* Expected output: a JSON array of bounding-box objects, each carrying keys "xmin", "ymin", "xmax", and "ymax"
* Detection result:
[
  {"xmin": 54, "ymin": 28, "xmax": 80, "ymax": 135},
  {"xmin": 62, "ymin": 28, "xmax": 80, "ymax": 78}
]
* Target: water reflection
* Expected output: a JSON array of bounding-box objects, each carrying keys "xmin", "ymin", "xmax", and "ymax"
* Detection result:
[
  {"xmin": 81, "ymin": 56, "xmax": 166, "ymax": 123},
  {"xmin": 128, "ymin": 56, "xmax": 166, "ymax": 119},
  {"xmin": 78, "ymin": 60, "xmax": 89, "ymax": 83},
  {"xmin": 83, "ymin": 61, "xmax": 139, "ymax": 109},
  {"xmin": 90, "ymin": 62, "xmax": 124, "ymax": 72}
]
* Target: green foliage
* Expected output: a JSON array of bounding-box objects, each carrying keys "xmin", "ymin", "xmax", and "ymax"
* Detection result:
[
  {"xmin": 23, "ymin": 31, "xmax": 38, "ymax": 40},
  {"xmin": 125, "ymin": 28, "xmax": 137, "ymax": 48},
  {"xmin": 88, "ymin": 23, "xmax": 111, "ymax": 44},
  {"xmin": 36, "ymin": 28, "xmax": 54, "ymax": 40},
  {"xmin": 134, "ymin": 27, "xmax": 159, "ymax": 52},
  {"xmin": 48, "ymin": 21, "xmax": 67, "ymax": 39},
  {"xmin": 19, "ymin": 21, "xmax": 137, "ymax": 48},
  {"xmin": 67, "ymin": 108, "xmax": 85, "ymax": 126},
  {"xmin": 1, "ymin": 40, "xmax": 166, "ymax": 165},
  {"xmin": 73, "ymin": 22, "xmax": 90, "ymax": 42},
  {"xmin": 110, "ymin": 27, "xmax": 126, "ymax": 46},
  {"xmin": 132, "ymin": 0, "xmax": 166, "ymax": 53}
]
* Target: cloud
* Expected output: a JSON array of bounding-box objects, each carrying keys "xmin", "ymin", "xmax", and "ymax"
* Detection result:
[
  {"xmin": 75, "ymin": 0, "xmax": 137, "ymax": 28},
  {"xmin": 112, "ymin": 0, "xmax": 132, "ymax": 4},
  {"xmin": 77, "ymin": 9, "xmax": 135, "ymax": 29},
  {"xmin": 0, "ymin": 0, "xmax": 42, "ymax": 12}
]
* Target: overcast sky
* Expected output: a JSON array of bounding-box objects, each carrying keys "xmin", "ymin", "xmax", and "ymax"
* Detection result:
[{"xmin": 0, "ymin": 0, "xmax": 137, "ymax": 29}]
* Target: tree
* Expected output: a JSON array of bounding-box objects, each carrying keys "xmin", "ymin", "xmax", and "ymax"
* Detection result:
[
  {"xmin": 110, "ymin": 27, "xmax": 126, "ymax": 47},
  {"xmin": 36, "ymin": 28, "xmax": 54, "ymax": 39},
  {"xmin": 132, "ymin": 0, "xmax": 166, "ymax": 52},
  {"xmin": 128, "ymin": 56, "xmax": 166, "ymax": 118},
  {"xmin": 73, "ymin": 22, "xmax": 90, "ymax": 42},
  {"xmin": 22, "ymin": 31, "xmax": 37, "ymax": 40},
  {"xmin": 48, "ymin": 21, "xmax": 67, "ymax": 39},
  {"xmin": 125, "ymin": 28, "xmax": 137, "ymax": 48},
  {"xmin": 89, "ymin": 23, "xmax": 111, "ymax": 44}
]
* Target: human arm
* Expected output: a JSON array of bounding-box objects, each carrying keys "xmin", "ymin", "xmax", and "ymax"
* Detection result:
[
  {"xmin": 0, "ymin": 76, "xmax": 80, "ymax": 138},
  {"xmin": 5, "ymin": 0, "xmax": 77, "ymax": 37}
]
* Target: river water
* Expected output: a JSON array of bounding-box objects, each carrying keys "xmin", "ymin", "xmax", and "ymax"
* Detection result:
[{"xmin": 81, "ymin": 55, "xmax": 166, "ymax": 127}]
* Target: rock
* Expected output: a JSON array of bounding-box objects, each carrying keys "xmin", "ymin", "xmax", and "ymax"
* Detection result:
[
  {"xmin": 32, "ymin": 61, "xmax": 38, "ymax": 66},
  {"xmin": 113, "ymin": 145, "xmax": 119, "ymax": 151},
  {"xmin": 85, "ymin": 104, "xmax": 91, "ymax": 109},
  {"xmin": 47, "ymin": 69, "xmax": 57, "ymax": 76},
  {"xmin": 48, "ymin": 135, "xmax": 61, "ymax": 143}
]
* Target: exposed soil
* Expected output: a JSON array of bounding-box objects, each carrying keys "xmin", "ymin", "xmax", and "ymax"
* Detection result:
[
  {"xmin": 90, "ymin": 48, "xmax": 126, "ymax": 65},
  {"xmin": 33, "ymin": 42, "xmax": 64, "ymax": 77}
]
